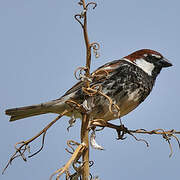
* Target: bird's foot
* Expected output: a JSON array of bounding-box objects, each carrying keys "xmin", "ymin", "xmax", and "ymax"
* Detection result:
[
  {"xmin": 105, "ymin": 122, "xmax": 129, "ymax": 140},
  {"xmin": 89, "ymin": 119, "xmax": 129, "ymax": 140}
]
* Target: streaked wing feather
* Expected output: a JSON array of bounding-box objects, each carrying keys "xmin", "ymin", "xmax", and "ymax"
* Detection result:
[
  {"xmin": 63, "ymin": 81, "xmax": 85, "ymax": 96},
  {"xmin": 62, "ymin": 59, "xmax": 123, "ymax": 97}
]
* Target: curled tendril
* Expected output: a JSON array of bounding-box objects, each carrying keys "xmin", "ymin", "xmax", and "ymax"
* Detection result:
[
  {"xmin": 81, "ymin": 82, "xmax": 121, "ymax": 117},
  {"xmin": 67, "ymin": 114, "xmax": 76, "ymax": 132},
  {"xmin": 74, "ymin": 14, "xmax": 84, "ymax": 27},
  {"xmin": 98, "ymin": 91, "xmax": 121, "ymax": 118},
  {"xmin": 92, "ymin": 69, "xmax": 109, "ymax": 78},
  {"xmin": 65, "ymin": 99, "xmax": 81, "ymax": 109},
  {"xmin": 65, "ymin": 140, "xmax": 80, "ymax": 154},
  {"xmin": 70, "ymin": 162, "xmax": 82, "ymax": 179},
  {"xmin": 82, "ymin": 84, "xmax": 102, "ymax": 96},
  {"xmin": 91, "ymin": 84, "xmax": 102, "ymax": 92},
  {"xmin": 172, "ymin": 134, "xmax": 180, "ymax": 149},
  {"xmin": 129, "ymin": 128, "xmax": 180, "ymax": 157},
  {"xmin": 78, "ymin": 0, "xmax": 83, "ymax": 6},
  {"xmin": 128, "ymin": 132, "xmax": 149, "ymax": 147},
  {"xmin": 89, "ymin": 160, "xmax": 94, "ymax": 167},
  {"xmin": 65, "ymin": 99, "xmax": 87, "ymax": 114},
  {"xmin": 74, "ymin": 66, "xmax": 91, "ymax": 82},
  {"xmin": 86, "ymin": 2, "xmax": 97, "ymax": 9},
  {"xmin": 89, "ymin": 119, "xmax": 107, "ymax": 128},
  {"xmin": 90, "ymin": 42, "xmax": 100, "ymax": 51},
  {"xmin": 78, "ymin": 0, "xmax": 97, "ymax": 10},
  {"xmin": 159, "ymin": 129, "xmax": 173, "ymax": 157},
  {"xmin": 82, "ymin": 87, "xmax": 97, "ymax": 96},
  {"xmin": 91, "ymin": 42, "xmax": 100, "ymax": 58}
]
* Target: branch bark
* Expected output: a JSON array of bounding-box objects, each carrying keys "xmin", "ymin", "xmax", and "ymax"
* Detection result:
[
  {"xmin": 79, "ymin": 0, "xmax": 92, "ymax": 179},
  {"xmin": 81, "ymin": 113, "xmax": 90, "ymax": 180},
  {"xmin": 81, "ymin": 0, "xmax": 91, "ymax": 73}
]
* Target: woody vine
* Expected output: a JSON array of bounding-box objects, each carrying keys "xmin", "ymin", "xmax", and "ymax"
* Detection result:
[{"xmin": 3, "ymin": 1, "xmax": 180, "ymax": 179}]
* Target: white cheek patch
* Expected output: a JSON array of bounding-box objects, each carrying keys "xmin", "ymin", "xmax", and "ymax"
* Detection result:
[{"xmin": 135, "ymin": 58, "xmax": 155, "ymax": 76}]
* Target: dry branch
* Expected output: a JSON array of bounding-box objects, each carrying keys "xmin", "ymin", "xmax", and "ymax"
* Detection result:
[
  {"xmin": 2, "ymin": 109, "xmax": 69, "ymax": 175},
  {"xmin": 50, "ymin": 142, "xmax": 86, "ymax": 180},
  {"xmin": 90, "ymin": 120, "xmax": 180, "ymax": 157},
  {"xmin": 74, "ymin": 0, "xmax": 99, "ymax": 179}
]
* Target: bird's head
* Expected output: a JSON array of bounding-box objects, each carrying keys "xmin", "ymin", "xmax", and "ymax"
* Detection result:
[{"xmin": 124, "ymin": 49, "xmax": 172, "ymax": 78}]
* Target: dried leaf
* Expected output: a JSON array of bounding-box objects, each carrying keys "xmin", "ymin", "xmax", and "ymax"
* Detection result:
[{"xmin": 90, "ymin": 131, "xmax": 104, "ymax": 150}]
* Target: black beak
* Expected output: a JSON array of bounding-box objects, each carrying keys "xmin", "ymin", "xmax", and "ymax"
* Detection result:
[{"xmin": 160, "ymin": 58, "xmax": 173, "ymax": 68}]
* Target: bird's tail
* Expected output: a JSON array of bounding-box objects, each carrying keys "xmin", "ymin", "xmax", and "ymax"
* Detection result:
[{"xmin": 5, "ymin": 99, "xmax": 66, "ymax": 122}]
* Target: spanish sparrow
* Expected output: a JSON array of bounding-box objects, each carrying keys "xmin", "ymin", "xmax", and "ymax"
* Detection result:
[{"xmin": 6, "ymin": 49, "xmax": 172, "ymax": 122}]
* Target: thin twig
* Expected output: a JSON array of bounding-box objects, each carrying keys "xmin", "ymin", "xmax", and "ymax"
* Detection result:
[
  {"xmin": 49, "ymin": 143, "xmax": 86, "ymax": 180},
  {"xmin": 65, "ymin": 140, "xmax": 80, "ymax": 154},
  {"xmin": 90, "ymin": 119, "xmax": 180, "ymax": 157},
  {"xmin": 28, "ymin": 131, "xmax": 47, "ymax": 158},
  {"xmin": 86, "ymin": 2, "xmax": 97, "ymax": 9},
  {"xmin": 130, "ymin": 129, "xmax": 180, "ymax": 135},
  {"xmin": 74, "ymin": 14, "xmax": 84, "ymax": 28},
  {"xmin": 2, "ymin": 109, "xmax": 68, "ymax": 174}
]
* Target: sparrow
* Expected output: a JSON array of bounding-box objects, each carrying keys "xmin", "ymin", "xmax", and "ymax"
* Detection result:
[{"xmin": 5, "ymin": 49, "xmax": 172, "ymax": 122}]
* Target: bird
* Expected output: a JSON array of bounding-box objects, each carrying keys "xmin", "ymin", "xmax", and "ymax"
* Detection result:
[{"xmin": 5, "ymin": 49, "xmax": 172, "ymax": 122}]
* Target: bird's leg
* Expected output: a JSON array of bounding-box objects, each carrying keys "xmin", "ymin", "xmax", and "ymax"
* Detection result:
[
  {"xmin": 90, "ymin": 119, "xmax": 129, "ymax": 140},
  {"xmin": 105, "ymin": 122, "xmax": 128, "ymax": 140}
]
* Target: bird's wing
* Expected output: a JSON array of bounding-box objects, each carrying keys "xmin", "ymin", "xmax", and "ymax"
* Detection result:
[
  {"xmin": 62, "ymin": 59, "xmax": 124, "ymax": 97},
  {"xmin": 62, "ymin": 81, "xmax": 85, "ymax": 97}
]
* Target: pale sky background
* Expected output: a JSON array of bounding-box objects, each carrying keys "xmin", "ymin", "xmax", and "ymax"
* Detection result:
[{"xmin": 1, "ymin": 0, "xmax": 180, "ymax": 180}]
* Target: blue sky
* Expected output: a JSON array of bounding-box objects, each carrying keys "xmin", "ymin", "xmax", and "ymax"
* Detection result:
[{"xmin": 1, "ymin": 0, "xmax": 180, "ymax": 179}]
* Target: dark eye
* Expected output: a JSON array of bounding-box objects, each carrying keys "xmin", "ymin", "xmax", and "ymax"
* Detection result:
[{"xmin": 145, "ymin": 54, "xmax": 162, "ymax": 64}]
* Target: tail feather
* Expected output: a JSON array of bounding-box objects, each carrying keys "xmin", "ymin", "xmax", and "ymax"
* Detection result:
[
  {"xmin": 5, "ymin": 100, "xmax": 66, "ymax": 122},
  {"xmin": 6, "ymin": 104, "xmax": 49, "ymax": 121}
]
